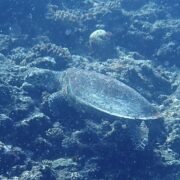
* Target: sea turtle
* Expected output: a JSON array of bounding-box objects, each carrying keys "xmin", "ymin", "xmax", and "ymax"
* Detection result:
[
  {"xmin": 58, "ymin": 68, "xmax": 160, "ymax": 119},
  {"xmin": 53, "ymin": 68, "xmax": 161, "ymax": 150}
]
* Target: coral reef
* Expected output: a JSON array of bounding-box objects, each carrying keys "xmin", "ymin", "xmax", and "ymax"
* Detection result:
[{"xmin": 0, "ymin": 0, "xmax": 179, "ymax": 179}]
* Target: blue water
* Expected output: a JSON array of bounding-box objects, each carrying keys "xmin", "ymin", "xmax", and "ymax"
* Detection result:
[{"xmin": 0, "ymin": 0, "xmax": 180, "ymax": 179}]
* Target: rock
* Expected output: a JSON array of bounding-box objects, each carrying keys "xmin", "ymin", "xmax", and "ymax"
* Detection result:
[
  {"xmin": 51, "ymin": 158, "xmax": 77, "ymax": 169},
  {"xmin": 9, "ymin": 96, "xmax": 34, "ymax": 120},
  {"xmin": 0, "ymin": 83, "xmax": 12, "ymax": 106},
  {"xmin": 19, "ymin": 165, "xmax": 56, "ymax": 180},
  {"xmin": 21, "ymin": 43, "xmax": 72, "ymax": 70},
  {"xmin": 174, "ymin": 84, "xmax": 180, "ymax": 100},
  {"xmin": 89, "ymin": 29, "xmax": 114, "ymax": 59},
  {"xmin": 24, "ymin": 68, "xmax": 59, "ymax": 94},
  {"xmin": 46, "ymin": 122, "xmax": 64, "ymax": 142},
  {"xmin": 28, "ymin": 57, "xmax": 56, "ymax": 70},
  {"xmin": 0, "ymin": 114, "xmax": 13, "ymax": 139},
  {"xmin": 0, "ymin": 141, "xmax": 26, "ymax": 174},
  {"xmin": 0, "ymin": 34, "xmax": 11, "ymax": 53},
  {"xmin": 14, "ymin": 113, "xmax": 51, "ymax": 145}
]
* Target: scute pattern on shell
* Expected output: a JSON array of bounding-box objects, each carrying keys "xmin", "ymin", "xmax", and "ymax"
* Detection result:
[{"xmin": 64, "ymin": 68, "xmax": 160, "ymax": 120}]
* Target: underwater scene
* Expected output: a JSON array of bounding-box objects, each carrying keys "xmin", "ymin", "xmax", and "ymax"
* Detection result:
[{"xmin": 0, "ymin": 0, "xmax": 180, "ymax": 179}]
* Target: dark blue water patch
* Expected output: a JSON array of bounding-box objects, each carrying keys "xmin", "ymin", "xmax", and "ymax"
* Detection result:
[{"xmin": 0, "ymin": 0, "xmax": 48, "ymax": 36}]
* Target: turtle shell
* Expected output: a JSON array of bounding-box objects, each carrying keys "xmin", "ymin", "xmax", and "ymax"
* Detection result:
[{"xmin": 63, "ymin": 68, "xmax": 160, "ymax": 120}]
